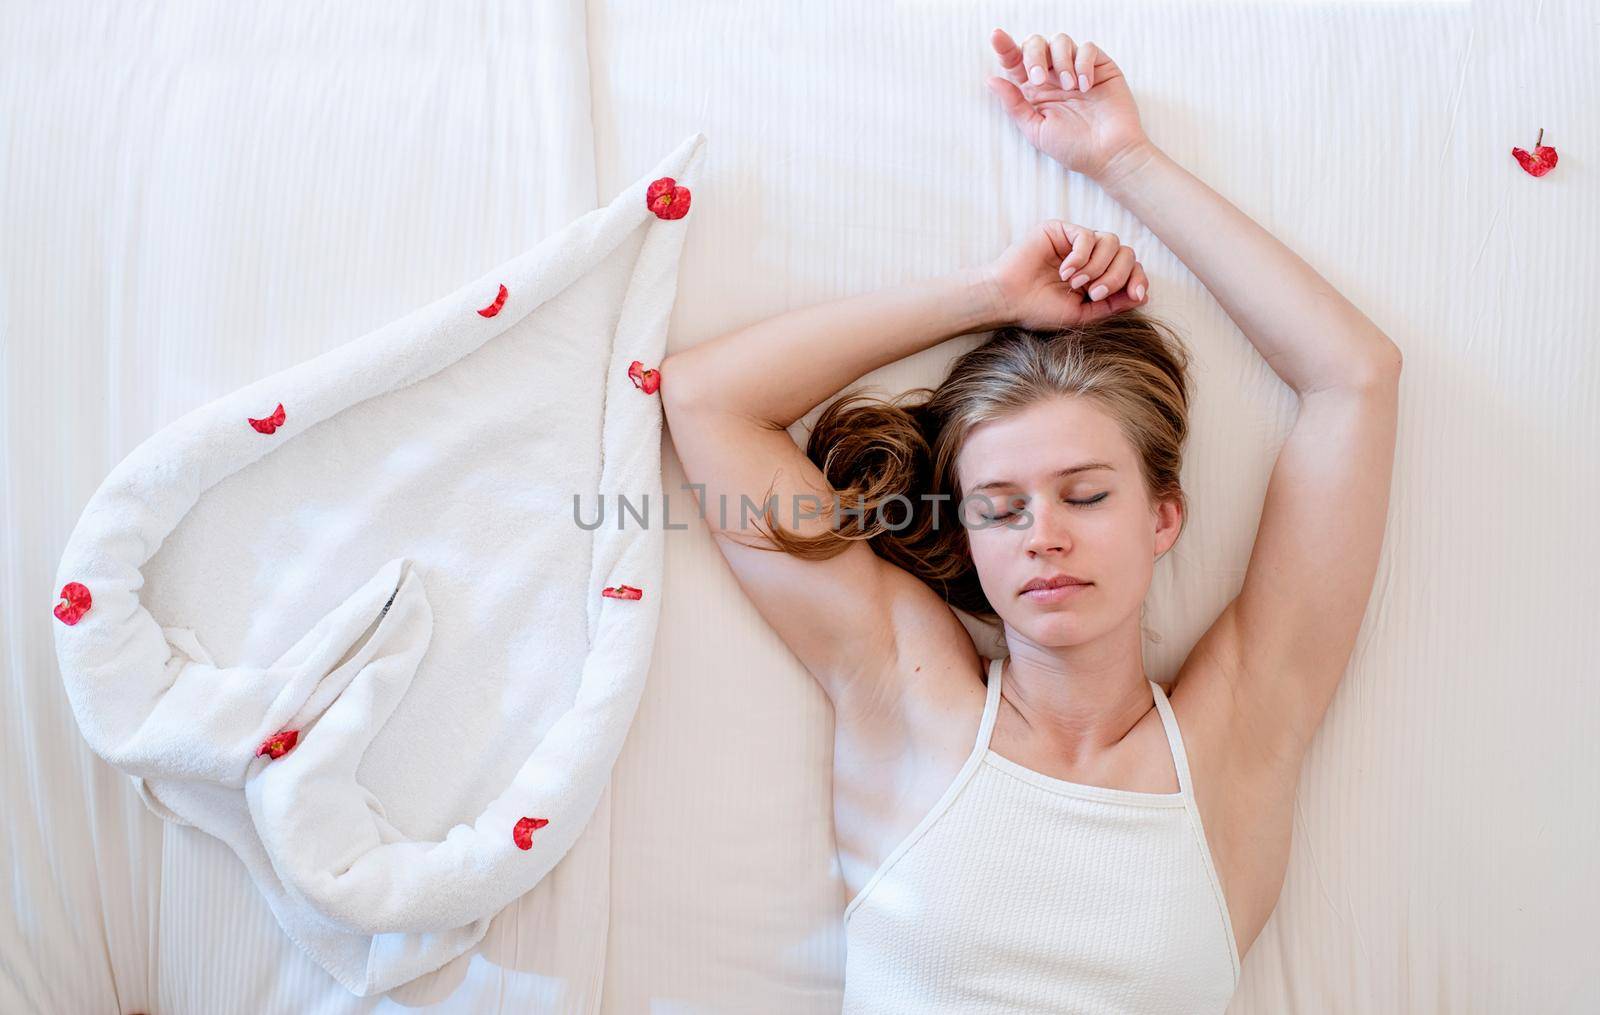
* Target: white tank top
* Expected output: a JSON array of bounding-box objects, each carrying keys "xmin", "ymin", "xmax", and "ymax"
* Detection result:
[{"xmin": 841, "ymin": 655, "xmax": 1241, "ymax": 1013}]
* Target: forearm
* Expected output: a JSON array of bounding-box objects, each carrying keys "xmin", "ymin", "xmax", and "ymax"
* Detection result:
[
  {"xmin": 662, "ymin": 269, "xmax": 1004, "ymax": 430},
  {"xmin": 1098, "ymin": 141, "xmax": 1400, "ymax": 394}
]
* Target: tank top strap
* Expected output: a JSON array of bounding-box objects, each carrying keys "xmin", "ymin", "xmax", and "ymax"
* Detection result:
[
  {"xmin": 1147, "ymin": 679, "xmax": 1195, "ymax": 799},
  {"xmin": 976, "ymin": 655, "xmax": 1004, "ymax": 751}
]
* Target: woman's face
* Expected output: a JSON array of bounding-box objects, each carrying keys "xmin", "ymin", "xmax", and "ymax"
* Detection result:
[{"xmin": 954, "ymin": 396, "xmax": 1181, "ymax": 645}]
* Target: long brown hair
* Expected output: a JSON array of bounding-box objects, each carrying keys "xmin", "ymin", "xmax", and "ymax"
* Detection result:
[{"xmin": 754, "ymin": 313, "xmax": 1194, "ymax": 622}]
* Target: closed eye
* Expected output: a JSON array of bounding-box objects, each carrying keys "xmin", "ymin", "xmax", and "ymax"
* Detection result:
[{"xmin": 982, "ymin": 491, "xmax": 1108, "ymax": 521}]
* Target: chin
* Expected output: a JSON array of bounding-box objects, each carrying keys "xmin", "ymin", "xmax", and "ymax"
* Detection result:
[{"xmin": 1010, "ymin": 612, "xmax": 1095, "ymax": 644}]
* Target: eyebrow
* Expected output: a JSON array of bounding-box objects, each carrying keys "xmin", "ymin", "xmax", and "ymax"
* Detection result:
[{"xmin": 971, "ymin": 461, "xmax": 1116, "ymax": 494}]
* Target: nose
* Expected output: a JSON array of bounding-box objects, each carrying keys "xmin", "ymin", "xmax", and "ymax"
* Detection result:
[{"xmin": 1025, "ymin": 501, "xmax": 1074, "ymax": 556}]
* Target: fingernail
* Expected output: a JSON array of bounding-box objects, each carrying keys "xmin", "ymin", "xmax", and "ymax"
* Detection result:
[
  {"xmin": 1029, "ymin": 65, "xmax": 1044, "ymax": 84},
  {"xmin": 1079, "ymin": 74, "xmax": 1090, "ymax": 92},
  {"xmin": 1089, "ymin": 285, "xmax": 1108, "ymax": 301},
  {"xmin": 1061, "ymin": 72, "xmax": 1074, "ymax": 90},
  {"xmin": 1133, "ymin": 284, "xmax": 1145, "ymax": 300},
  {"xmin": 1071, "ymin": 274, "xmax": 1089, "ymax": 289}
]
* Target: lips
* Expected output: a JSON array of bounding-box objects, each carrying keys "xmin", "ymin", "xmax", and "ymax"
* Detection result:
[
  {"xmin": 1020, "ymin": 574, "xmax": 1091, "ymax": 594},
  {"xmin": 1022, "ymin": 581, "xmax": 1092, "ymax": 605}
]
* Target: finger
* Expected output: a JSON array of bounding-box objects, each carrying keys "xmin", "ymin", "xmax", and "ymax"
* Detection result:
[
  {"xmin": 1085, "ymin": 245, "xmax": 1136, "ymax": 302},
  {"xmin": 1050, "ymin": 34, "xmax": 1076, "ymax": 91},
  {"xmin": 990, "ymin": 28, "xmax": 1030, "ymax": 86},
  {"xmin": 1075, "ymin": 288, "xmax": 1142, "ymax": 323},
  {"xmin": 986, "ymin": 76, "xmax": 1044, "ymax": 135},
  {"xmin": 1057, "ymin": 224, "xmax": 1096, "ymax": 280},
  {"xmin": 1075, "ymin": 41, "xmax": 1101, "ymax": 94},
  {"xmin": 1021, "ymin": 33, "xmax": 1050, "ymax": 87},
  {"xmin": 1039, "ymin": 219, "xmax": 1073, "ymax": 256},
  {"xmin": 1128, "ymin": 262, "xmax": 1149, "ymax": 302},
  {"xmin": 1065, "ymin": 231, "xmax": 1118, "ymax": 290}
]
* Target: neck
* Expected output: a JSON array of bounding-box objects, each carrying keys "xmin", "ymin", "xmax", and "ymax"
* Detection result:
[{"xmin": 997, "ymin": 614, "xmax": 1154, "ymax": 761}]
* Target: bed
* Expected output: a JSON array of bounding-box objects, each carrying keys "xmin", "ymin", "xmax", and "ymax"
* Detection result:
[{"xmin": 4, "ymin": 1, "xmax": 1597, "ymax": 1011}]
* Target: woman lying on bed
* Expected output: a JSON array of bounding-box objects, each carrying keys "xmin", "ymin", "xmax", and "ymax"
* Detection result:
[{"xmin": 660, "ymin": 26, "xmax": 1400, "ymax": 1014}]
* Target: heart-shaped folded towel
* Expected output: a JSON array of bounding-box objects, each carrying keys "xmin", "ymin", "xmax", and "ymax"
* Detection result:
[{"xmin": 52, "ymin": 132, "xmax": 707, "ymax": 995}]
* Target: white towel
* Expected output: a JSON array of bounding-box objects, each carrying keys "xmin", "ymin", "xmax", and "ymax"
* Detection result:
[{"xmin": 50, "ymin": 132, "xmax": 707, "ymax": 995}]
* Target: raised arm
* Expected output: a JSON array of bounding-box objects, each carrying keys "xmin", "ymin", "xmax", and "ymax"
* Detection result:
[
  {"xmin": 662, "ymin": 271, "xmax": 998, "ymax": 433},
  {"xmin": 661, "ymin": 219, "xmax": 1149, "ymax": 713},
  {"xmin": 659, "ymin": 272, "xmax": 995, "ymax": 714},
  {"xmin": 1096, "ymin": 143, "xmax": 1400, "ymax": 390},
  {"xmin": 988, "ymin": 28, "xmax": 1402, "ymax": 764},
  {"xmin": 1108, "ymin": 137, "xmax": 1402, "ymax": 752},
  {"xmin": 989, "ymin": 28, "xmax": 1400, "ymax": 391}
]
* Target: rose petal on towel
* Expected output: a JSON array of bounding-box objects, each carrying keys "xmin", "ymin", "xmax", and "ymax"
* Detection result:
[
  {"xmin": 512, "ymin": 816, "xmax": 549, "ymax": 850},
  {"xmin": 477, "ymin": 283, "xmax": 509, "ymax": 317},
  {"xmin": 53, "ymin": 581, "xmax": 92, "ymax": 625},
  {"xmin": 257, "ymin": 729, "xmax": 300, "ymax": 760},
  {"xmin": 627, "ymin": 360, "xmax": 662, "ymax": 395},
  {"xmin": 646, "ymin": 177, "xmax": 691, "ymax": 220},
  {"xmin": 601, "ymin": 584, "xmax": 644, "ymax": 600},
  {"xmin": 1512, "ymin": 128, "xmax": 1559, "ymax": 177},
  {"xmin": 248, "ymin": 403, "xmax": 287, "ymax": 435}
]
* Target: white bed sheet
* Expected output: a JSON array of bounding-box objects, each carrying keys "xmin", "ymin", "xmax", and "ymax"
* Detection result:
[{"xmin": 5, "ymin": 0, "xmax": 1599, "ymax": 1012}]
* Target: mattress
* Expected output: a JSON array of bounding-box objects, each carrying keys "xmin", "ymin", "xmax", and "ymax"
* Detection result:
[{"xmin": 4, "ymin": 0, "xmax": 1597, "ymax": 1012}]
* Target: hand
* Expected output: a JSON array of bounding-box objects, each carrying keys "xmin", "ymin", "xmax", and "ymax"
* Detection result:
[
  {"xmin": 979, "ymin": 220, "xmax": 1148, "ymax": 330},
  {"xmin": 985, "ymin": 29, "xmax": 1149, "ymax": 181}
]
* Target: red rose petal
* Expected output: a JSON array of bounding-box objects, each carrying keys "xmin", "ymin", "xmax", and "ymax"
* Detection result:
[
  {"xmin": 248, "ymin": 403, "xmax": 287, "ymax": 435},
  {"xmin": 627, "ymin": 361, "xmax": 662, "ymax": 395},
  {"xmin": 257, "ymin": 729, "xmax": 300, "ymax": 760},
  {"xmin": 601, "ymin": 584, "xmax": 644, "ymax": 600},
  {"xmin": 1512, "ymin": 128, "xmax": 1559, "ymax": 177},
  {"xmin": 646, "ymin": 177, "xmax": 691, "ymax": 220},
  {"xmin": 53, "ymin": 581, "xmax": 92, "ymax": 625},
  {"xmin": 478, "ymin": 283, "xmax": 509, "ymax": 317},
  {"xmin": 513, "ymin": 816, "xmax": 549, "ymax": 850}
]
